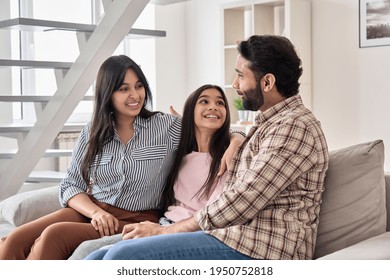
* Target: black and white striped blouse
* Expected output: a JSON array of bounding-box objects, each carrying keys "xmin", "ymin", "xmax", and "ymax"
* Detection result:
[{"xmin": 59, "ymin": 113, "xmax": 181, "ymax": 211}]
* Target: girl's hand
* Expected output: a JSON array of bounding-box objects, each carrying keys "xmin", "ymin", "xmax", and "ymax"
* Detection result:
[{"xmin": 218, "ymin": 132, "xmax": 245, "ymax": 175}]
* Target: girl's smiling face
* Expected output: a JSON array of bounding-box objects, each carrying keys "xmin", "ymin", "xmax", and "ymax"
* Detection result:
[{"xmin": 194, "ymin": 88, "xmax": 227, "ymax": 133}]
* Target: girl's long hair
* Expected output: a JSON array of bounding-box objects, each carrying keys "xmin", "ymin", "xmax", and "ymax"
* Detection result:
[
  {"xmin": 81, "ymin": 55, "xmax": 156, "ymax": 186},
  {"xmin": 160, "ymin": 84, "xmax": 231, "ymax": 213}
]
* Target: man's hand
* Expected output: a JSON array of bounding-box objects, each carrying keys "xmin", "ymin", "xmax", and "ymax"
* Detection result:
[
  {"xmin": 122, "ymin": 221, "xmax": 164, "ymax": 240},
  {"xmin": 122, "ymin": 217, "xmax": 201, "ymax": 240}
]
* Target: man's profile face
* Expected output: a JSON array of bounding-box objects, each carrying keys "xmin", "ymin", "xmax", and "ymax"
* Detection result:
[{"xmin": 232, "ymin": 55, "xmax": 263, "ymax": 111}]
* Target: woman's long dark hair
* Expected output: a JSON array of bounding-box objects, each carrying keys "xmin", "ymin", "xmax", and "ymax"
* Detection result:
[
  {"xmin": 160, "ymin": 84, "xmax": 231, "ymax": 213},
  {"xmin": 81, "ymin": 55, "xmax": 156, "ymax": 186}
]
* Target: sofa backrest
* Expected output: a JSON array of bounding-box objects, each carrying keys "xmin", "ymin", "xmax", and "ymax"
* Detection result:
[{"xmin": 314, "ymin": 140, "xmax": 387, "ymax": 258}]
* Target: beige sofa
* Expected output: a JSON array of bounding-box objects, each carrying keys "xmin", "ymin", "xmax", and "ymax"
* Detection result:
[
  {"xmin": 0, "ymin": 140, "xmax": 389, "ymax": 259},
  {"xmin": 314, "ymin": 139, "xmax": 389, "ymax": 259}
]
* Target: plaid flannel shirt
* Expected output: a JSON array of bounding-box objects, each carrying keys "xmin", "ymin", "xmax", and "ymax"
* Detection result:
[{"xmin": 195, "ymin": 95, "xmax": 329, "ymax": 260}]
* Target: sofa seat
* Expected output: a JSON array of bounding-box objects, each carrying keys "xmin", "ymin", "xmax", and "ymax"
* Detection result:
[{"xmin": 318, "ymin": 232, "xmax": 390, "ymax": 260}]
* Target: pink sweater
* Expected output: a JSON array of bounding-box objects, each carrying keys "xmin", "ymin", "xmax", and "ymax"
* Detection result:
[{"xmin": 164, "ymin": 152, "xmax": 227, "ymax": 222}]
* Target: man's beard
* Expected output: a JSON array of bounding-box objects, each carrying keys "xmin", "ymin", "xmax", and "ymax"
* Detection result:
[{"xmin": 239, "ymin": 81, "xmax": 263, "ymax": 111}]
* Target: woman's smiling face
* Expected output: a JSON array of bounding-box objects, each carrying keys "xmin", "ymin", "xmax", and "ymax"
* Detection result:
[{"xmin": 111, "ymin": 69, "xmax": 145, "ymax": 121}]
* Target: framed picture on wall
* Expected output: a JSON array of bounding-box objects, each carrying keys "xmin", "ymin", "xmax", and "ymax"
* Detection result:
[{"xmin": 359, "ymin": 0, "xmax": 390, "ymax": 47}]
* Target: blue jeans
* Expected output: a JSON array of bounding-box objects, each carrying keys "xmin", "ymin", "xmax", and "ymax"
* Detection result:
[{"xmin": 84, "ymin": 231, "xmax": 253, "ymax": 260}]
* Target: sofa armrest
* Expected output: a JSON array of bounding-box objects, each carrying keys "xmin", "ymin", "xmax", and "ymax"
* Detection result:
[{"xmin": 385, "ymin": 172, "xmax": 390, "ymax": 231}]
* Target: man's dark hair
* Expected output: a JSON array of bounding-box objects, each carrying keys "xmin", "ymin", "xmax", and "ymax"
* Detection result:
[{"xmin": 237, "ymin": 35, "xmax": 303, "ymax": 98}]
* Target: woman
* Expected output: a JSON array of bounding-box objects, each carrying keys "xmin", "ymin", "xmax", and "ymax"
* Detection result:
[
  {"xmin": 0, "ymin": 55, "xmax": 242, "ymax": 260},
  {"xmin": 86, "ymin": 84, "xmax": 231, "ymax": 259}
]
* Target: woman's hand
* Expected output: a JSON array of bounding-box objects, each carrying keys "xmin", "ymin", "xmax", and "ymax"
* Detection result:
[
  {"xmin": 67, "ymin": 193, "xmax": 119, "ymax": 237},
  {"xmin": 169, "ymin": 106, "xmax": 181, "ymax": 116},
  {"xmin": 122, "ymin": 221, "xmax": 164, "ymax": 240},
  {"xmin": 91, "ymin": 210, "xmax": 120, "ymax": 237}
]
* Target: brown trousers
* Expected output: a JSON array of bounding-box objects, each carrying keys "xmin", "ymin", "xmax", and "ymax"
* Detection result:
[{"xmin": 0, "ymin": 200, "xmax": 158, "ymax": 260}]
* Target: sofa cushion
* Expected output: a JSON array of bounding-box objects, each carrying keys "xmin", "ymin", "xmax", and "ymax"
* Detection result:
[
  {"xmin": 314, "ymin": 140, "xmax": 386, "ymax": 258},
  {"xmin": 0, "ymin": 186, "xmax": 61, "ymax": 227}
]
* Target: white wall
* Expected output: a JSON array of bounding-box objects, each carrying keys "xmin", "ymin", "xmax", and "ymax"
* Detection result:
[
  {"xmin": 156, "ymin": 0, "xmax": 390, "ymax": 170},
  {"xmin": 155, "ymin": 0, "xmax": 237, "ymax": 114},
  {"xmin": 155, "ymin": 2, "xmax": 188, "ymax": 114},
  {"xmin": 312, "ymin": 0, "xmax": 390, "ymax": 172}
]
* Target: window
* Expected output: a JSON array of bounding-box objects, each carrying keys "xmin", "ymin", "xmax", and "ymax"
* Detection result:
[{"xmin": 10, "ymin": 0, "xmax": 156, "ymax": 121}]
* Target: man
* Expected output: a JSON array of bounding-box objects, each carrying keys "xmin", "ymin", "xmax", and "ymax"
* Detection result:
[{"xmin": 86, "ymin": 35, "xmax": 329, "ymax": 260}]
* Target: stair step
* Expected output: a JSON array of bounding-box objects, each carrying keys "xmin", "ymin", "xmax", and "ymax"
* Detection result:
[
  {"xmin": 0, "ymin": 17, "xmax": 166, "ymax": 38},
  {"xmin": 0, "ymin": 59, "xmax": 72, "ymax": 69},
  {"xmin": 0, "ymin": 95, "xmax": 94, "ymax": 102},
  {"xmin": 0, "ymin": 122, "xmax": 85, "ymax": 133},
  {"xmin": 27, "ymin": 170, "xmax": 66, "ymax": 183},
  {"xmin": 0, "ymin": 149, "xmax": 73, "ymax": 159},
  {"xmin": 151, "ymin": 0, "xmax": 191, "ymax": 5}
]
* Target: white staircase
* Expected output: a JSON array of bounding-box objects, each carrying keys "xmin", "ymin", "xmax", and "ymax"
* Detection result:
[{"xmin": 0, "ymin": 0, "xmax": 169, "ymax": 200}]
